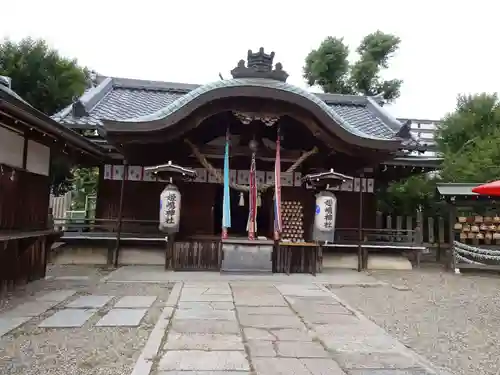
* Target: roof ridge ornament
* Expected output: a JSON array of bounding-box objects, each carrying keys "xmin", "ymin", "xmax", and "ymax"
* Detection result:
[{"xmin": 230, "ymin": 47, "xmax": 289, "ymax": 82}]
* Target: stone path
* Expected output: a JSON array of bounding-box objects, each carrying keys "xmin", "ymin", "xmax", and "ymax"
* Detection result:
[
  {"xmin": 142, "ymin": 282, "xmax": 448, "ymax": 375},
  {"xmin": 0, "ymin": 276, "xmax": 453, "ymax": 375}
]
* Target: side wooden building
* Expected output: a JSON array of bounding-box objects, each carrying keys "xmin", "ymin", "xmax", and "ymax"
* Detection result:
[{"xmin": 0, "ymin": 77, "xmax": 104, "ymax": 293}]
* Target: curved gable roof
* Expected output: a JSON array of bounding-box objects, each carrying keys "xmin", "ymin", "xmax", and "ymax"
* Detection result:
[
  {"xmin": 101, "ymin": 78, "xmax": 404, "ymax": 150},
  {"xmin": 118, "ymin": 78, "xmax": 396, "ymax": 139},
  {"xmin": 53, "ymin": 75, "xmax": 412, "ymax": 151}
]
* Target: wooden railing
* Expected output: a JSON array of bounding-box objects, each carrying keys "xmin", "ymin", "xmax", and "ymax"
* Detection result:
[
  {"xmin": 0, "ymin": 230, "xmax": 59, "ymax": 295},
  {"xmin": 334, "ymin": 227, "xmax": 423, "ymax": 245},
  {"xmin": 327, "ymin": 227, "xmax": 424, "ymax": 270},
  {"xmin": 55, "ymin": 217, "xmax": 164, "ymax": 267}
]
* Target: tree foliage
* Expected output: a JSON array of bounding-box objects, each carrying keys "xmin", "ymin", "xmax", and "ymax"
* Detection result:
[
  {"xmin": 303, "ymin": 31, "xmax": 402, "ymax": 101},
  {"xmin": 72, "ymin": 167, "xmax": 99, "ymax": 210},
  {"xmin": 436, "ymin": 93, "xmax": 500, "ymax": 183},
  {"xmin": 378, "ymin": 174, "xmax": 444, "ymax": 216},
  {"xmin": 0, "ymin": 37, "xmax": 96, "ymax": 196},
  {"xmin": 0, "ymin": 37, "xmax": 91, "ymax": 115},
  {"xmin": 379, "ymin": 93, "xmax": 500, "ymax": 215}
]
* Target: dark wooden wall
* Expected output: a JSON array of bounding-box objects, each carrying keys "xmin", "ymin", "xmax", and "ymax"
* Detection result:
[
  {"xmin": 0, "ymin": 165, "xmax": 50, "ymax": 230},
  {"xmin": 96, "ymin": 178, "xmax": 376, "ymax": 239},
  {"xmin": 0, "ymin": 164, "xmax": 52, "ymax": 295},
  {"xmin": 96, "ymin": 179, "xmax": 217, "ymax": 237}
]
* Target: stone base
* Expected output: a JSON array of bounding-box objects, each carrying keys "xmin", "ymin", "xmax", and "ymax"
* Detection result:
[
  {"xmin": 221, "ymin": 238, "xmax": 273, "ymax": 274},
  {"xmin": 323, "ymin": 253, "xmax": 412, "ymax": 270}
]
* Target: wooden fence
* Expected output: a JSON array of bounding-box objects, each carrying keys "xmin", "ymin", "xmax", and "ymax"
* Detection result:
[
  {"xmin": 49, "ymin": 192, "xmax": 72, "ymax": 228},
  {"xmin": 375, "ymin": 211, "xmax": 449, "ymax": 255}
]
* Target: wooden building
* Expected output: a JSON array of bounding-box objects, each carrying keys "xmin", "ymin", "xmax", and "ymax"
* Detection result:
[
  {"xmin": 53, "ymin": 48, "xmax": 436, "ymax": 271},
  {"xmin": 0, "ymin": 76, "xmax": 104, "ymax": 293}
]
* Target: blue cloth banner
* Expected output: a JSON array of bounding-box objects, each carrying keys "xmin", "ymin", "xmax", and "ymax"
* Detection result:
[{"xmin": 222, "ymin": 135, "xmax": 231, "ymax": 229}]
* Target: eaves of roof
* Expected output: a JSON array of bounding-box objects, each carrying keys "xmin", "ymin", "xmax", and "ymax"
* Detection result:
[{"xmin": 0, "ymin": 85, "xmax": 105, "ymax": 159}]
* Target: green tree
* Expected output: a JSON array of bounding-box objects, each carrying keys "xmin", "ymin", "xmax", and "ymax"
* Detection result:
[
  {"xmin": 378, "ymin": 174, "xmax": 444, "ymax": 216},
  {"xmin": 437, "ymin": 93, "xmax": 500, "ymax": 183},
  {"xmin": 303, "ymin": 31, "xmax": 402, "ymax": 101},
  {"xmin": 379, "ymin": 93, "xmax": 500, "ymax": 215},
  {"xmin": 72, "ymin": 167, "xmax": 99, "ymax": 210},
  {"xmin": 0, "ymin": 37, "xmax": 96, "ymax": 195}
]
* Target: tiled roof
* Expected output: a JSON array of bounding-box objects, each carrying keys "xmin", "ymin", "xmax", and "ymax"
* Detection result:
[{"xmin": 53, "ymin": 76, "xmax": 405, "ymax": 141}]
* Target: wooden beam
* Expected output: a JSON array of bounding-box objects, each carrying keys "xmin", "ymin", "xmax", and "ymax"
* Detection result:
[{"xmin": 198, "ymin": 144, "xmax": 302, "ymax": 162}]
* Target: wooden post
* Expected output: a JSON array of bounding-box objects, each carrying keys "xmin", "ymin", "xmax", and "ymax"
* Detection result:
[
  {"xmin": 357, "ymin": 173, "xmax": 364, "ymax": 272},
  {"xmin": 448, "ymin": 202, "xmax": 456, "ymax": 270},
  {"xmin": 113, "ymin": 161, "xmax": 128, "ymax": 268}
]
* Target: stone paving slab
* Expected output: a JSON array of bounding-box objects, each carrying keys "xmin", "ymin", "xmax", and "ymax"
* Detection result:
[
  {"xmin": 331, "ymin": 351, "xmax": 420, "ymax": 369},
  {"xmin": 66, "ymin": 295, "xmax": 114, "ymax": 308},
  {"xmin": 253, "ymin": 357, "xmax": 347, "ymax": 375},
  {"xmin": 235, "ymin": 306, "xmax": 294, "ymax": 315},
  {"xmin": 183, "ymin": 282, "xmax": 234, "ymax": 288},
  {"xmin": 247, "ymin": 340, "xmax": 329, "ymax": 358},
  {"xmin": 157, "ymin": 372, "xmax": 251, "ymax": 375},
  {"xmin": 300, "ymin": 358, "xmax": 348, "ymax": 375},
  {"xmin": 202, "ymin": 287, "xmax": 232, "ymax": 295},
  {"xmin": 180, "ymin": 294, "xmax": 234, "ymax": 302},
  {"xmin": 231, "ymin": 286, "xmax": 278, "ymax": 294},
  {"xmin": 275, "ymin": 284, "xmax": 331, "ymax": 297},
  {"xmin": 1, "ymin": 301, "xmax": 58, "ymax": 318},
  {"xmin": 346, "ymin": 370, "xmax": 433, "ymax": 375},
  {"xmin": 171, "ymin": 320, "xmax": 240, "ymax": 334},
  {"xmin": 277, "ymin": 341, "xmax": 330, "ymax": 358},
  {"xmin": 321, "ymin": 334, "xmax": 405, "ymax": 353},
  {"xmin": 175, "ymin": 309, "xmax": 236, "ymax": 320},
  {"xmin": 285, "ymin": 296, "xmax": 341, "ymax": 305},
  {"xmin": 304, "ymin": 314, "xmax": 362, "ymax": 327},
  {"xmin": 158, "ymin": 350, "xmax": 250, "ymax": 371},
  {"xmin": 178, "ymin": 302, "xmax": 234, "ymax": 310},
  {"xmin": 95, "ymin": 308, "xmax": 148, "ymax": 327},
  {"xmin": 38, "ymin": 308, "xmax": 97, "ymax": 328},
  {"xmin": 238, "ymin": 313, "xmax": 304, "ymax": 329},
  {"xmin": 36, "ymin": 289, "xmax": 76, "ymax": 302},
  {"xmin": 181, "ymin": 287, "xmax": 232, "ymax": 296},
  {"xmin": 114, "ymin": 295, "xmax": 157, "ymax": 308},
  {"xmin": 234, "ymin": 295, "xmax": 287, "ymax": 307},
  {"xmin": 244, "ymin": 327, "xmax": 313, "ymax": 341},
  {"xmin": 313, "ymin": 322, "xmax": 386, "ymax": 336},
  {"xmin": 0, "ymin": 316, "xmax": 31, "ymax": 336},
  {"xmin": 165, "ymin": 333, "xmax": 244, "ymax": 350},
  {"xmin": 299, "ymin": 312, "xmax": 359, "ymax": 324},
  {"xmin": 292, "ymin": 303, "xmax": 352, "ymax": 315}
]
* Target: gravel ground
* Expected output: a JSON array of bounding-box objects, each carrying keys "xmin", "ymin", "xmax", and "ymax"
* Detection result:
[
  {"xmin": 329, "ymin": 267, "xmax": 500, "ymax": 375},
  {"xmin": 0, "ymin": 266, "xmax": 173, "ymax": 375}
]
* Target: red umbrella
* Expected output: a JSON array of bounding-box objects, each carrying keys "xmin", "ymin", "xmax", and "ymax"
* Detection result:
[{"xmin": 472, "ymin": 180, "xmax": 500, "ymax": 196}]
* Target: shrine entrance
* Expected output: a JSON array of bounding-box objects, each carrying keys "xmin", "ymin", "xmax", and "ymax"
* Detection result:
[{"xmin": 213, "ymin": 186, "xmax": 271, "ymax": 238}]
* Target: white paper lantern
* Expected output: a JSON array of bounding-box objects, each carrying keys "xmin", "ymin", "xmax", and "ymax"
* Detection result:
[
  {"xmin": 314, "ymin": 191, "xmax": 337, "ymax": 232},
  {"xmin": 159, "ymin": 184, "xmax": 181, "ymax": 233}
]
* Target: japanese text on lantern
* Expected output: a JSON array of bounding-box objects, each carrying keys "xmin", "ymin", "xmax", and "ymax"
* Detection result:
[
  {"xmin": 164, "ymin": 193, "xmax": 177, "ymax": 224},
  {"xmin": 324, "ymin": 198, "xmax": 333, "ymax": 229}
]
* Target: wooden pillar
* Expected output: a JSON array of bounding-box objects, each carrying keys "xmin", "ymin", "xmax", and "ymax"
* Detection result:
[
  {"xmin": 113, "ymin": 160, "xmax": 128, "ymax": 267},
  {"xmin": 357, "ymin": 174, "xmax": 364, "ymax": 272},
  {"xmin": 448, "ymin": 201, "xmax": 456, "ymax": 270}
]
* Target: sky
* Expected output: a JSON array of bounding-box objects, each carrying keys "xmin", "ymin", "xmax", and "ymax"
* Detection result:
[{"xmin": 1, "ymin": 0, "xmax": 498, "ymax": 120}]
